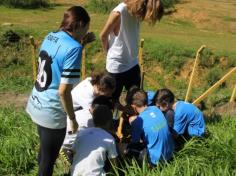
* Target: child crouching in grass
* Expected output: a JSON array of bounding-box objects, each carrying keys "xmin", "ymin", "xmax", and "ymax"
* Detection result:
[
  {"xmin": 62, "ymin": 96, "xmax": 114, "ymax": 164},
  {"xmin": 153, "ymin": 88, "xmax": 206, "ymax": 150},
  {"xmin": 127, "ymin": 90, "xmax": 174, "ymax": 167},
  {"xmin": 70, "ymin": 105, "xmax": 118, "ymax": 176}
]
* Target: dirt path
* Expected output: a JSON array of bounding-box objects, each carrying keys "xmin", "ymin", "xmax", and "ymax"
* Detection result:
[
  {"xmin": 215, "ymin": 102, "xmax": 236, "ymax": 117},
  {"xmin": 0, "ymin": 92, "xmax": 29, "ymax": 108}
]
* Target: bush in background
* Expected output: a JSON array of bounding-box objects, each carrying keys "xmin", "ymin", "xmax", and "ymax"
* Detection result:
[
  {"xmin": 162, "ymin": 0, "xmax": 179, "ymax": 8},
  {"xmin": 145, "ymin": 39, "xmax": 195, "ymax": 73},
  {"xmin": 0, "ymin": 0, "xmax": 50, "ymax": 9},
  {"xmin": 87, "ymin": 0, "xmax": 180, "ymax": 14},
  {"xmin": 87, "ymin": 0, "xmax": 119, "ymax": 14},
  {"xmin": 206, "ymin": 67, "xmax": 223, "ymax": 86}
]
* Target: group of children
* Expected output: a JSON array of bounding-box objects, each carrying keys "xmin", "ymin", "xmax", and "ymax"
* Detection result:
[{"xmin": 61, "ymin": 73, "xmax": 206, "ymax": 175}]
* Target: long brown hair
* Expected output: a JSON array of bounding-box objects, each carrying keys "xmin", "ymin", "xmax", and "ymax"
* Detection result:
[
  {"xmin": 126, "ymin": 0, "xmax": 164, "ymax": 24},
  {"xmin": 60, "ymin": 6, "xmax": 90, "ymax": 33}
]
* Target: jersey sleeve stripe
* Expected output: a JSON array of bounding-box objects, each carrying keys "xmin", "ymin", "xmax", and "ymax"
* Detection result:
[
  {"xmin": 61, "ymin": 75, "xmax": 80, "ymax": 78},
  {"xmin": 63, "ymin": 69, "xmax": 81, "ymax": 72}
]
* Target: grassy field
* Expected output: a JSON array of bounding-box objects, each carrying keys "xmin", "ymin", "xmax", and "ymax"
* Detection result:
[
  {"xmin": 0, "ymin": 107, "xmax": 235, "ymax": 175},
  {"xmin": 0, "ymin": 0, "xmax": 236, "ymax": 175}
]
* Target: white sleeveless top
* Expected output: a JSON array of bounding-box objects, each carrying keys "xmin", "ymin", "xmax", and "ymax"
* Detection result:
[{"xmin": 106, "ymin": 3, "xmax": 140, "ymax": 73}]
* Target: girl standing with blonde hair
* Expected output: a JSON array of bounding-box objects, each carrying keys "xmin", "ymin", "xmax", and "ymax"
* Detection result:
[{"xmin": 100, "ymin": 0, "xmax": 164, "ymax": 102}]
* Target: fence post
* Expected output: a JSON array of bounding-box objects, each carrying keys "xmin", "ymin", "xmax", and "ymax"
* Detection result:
[
  {"xmin": 81, "ymin": 48, "xmax": 86, "ymax": 80},
  {"xmin": 139, "ymin": 39, "xmax": 145, "ymax": 89},
  {"xmin": 185, "ymin": 45, "xmax": 206, "ymax": 102},
  {"xmin": 30, "ymin": 36, "xmax": 37, "ymax": 81},
  {"xmin": 230, "ymin": 85, "xmax": 236, "ymax": 102}
]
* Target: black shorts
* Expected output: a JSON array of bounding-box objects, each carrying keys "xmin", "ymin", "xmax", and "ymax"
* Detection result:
[{"xmin": 108, "ymin": 64, "xmax": 141, "ymax": 101}]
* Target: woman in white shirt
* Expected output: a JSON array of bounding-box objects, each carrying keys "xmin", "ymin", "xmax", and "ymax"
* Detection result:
[{"xmin": 100, "ymin": 0, "xmax": 164, "ymax": 102}]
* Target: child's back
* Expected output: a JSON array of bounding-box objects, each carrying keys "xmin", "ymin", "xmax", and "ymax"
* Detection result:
[
  {"xmin": 132, "ymin": 106, "xmax": 174, "ymax": 165},
  {"xmin": 153, "ymin": 89, "xmax": 206, "ymax": 138},
  {"xmin": 174, "ymin": 101, "xmax": 205, "ymax": 137},
  {"xmin": 71, "ymin": 127, "xmax": 117, "ymax": 176},
  {"xmin": 71, "ymin": 105, "xmax": 118, "ymax": 176}
]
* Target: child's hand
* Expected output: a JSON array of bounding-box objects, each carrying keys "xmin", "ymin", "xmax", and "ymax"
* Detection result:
[
  {"xmin": 81, "ymin": 32, "xmax": 96, "ymax": 46},
  {"xmin": 116, "ymin": 127, "xmax": 123, "ymax": 139},
  {"xmin": 129, "ymin": 115, "xmax": 137, "ymax": 124}
]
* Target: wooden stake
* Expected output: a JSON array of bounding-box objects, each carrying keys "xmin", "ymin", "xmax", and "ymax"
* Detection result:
[
  {"xmin": 30, "ymin": 36, "xmax": 37, "ymax": 81},
  {"xmin": 185, "ymin": 45, "xmax": 206, "ymax": 102},
  {"xmin": 139, "ymin": 39, "xmax": 145, "ymax": 89},
  {"xmin": 81, "ymin": 48, "xmax": 86, "ymax": 80},
  {"xmin": 230, "ymin": 85, "xmax": 236, "ymax": 102}
]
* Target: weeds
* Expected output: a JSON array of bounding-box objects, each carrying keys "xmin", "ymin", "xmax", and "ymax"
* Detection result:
[
  {"xmin": 87, "ymin": 0, "xmax": 180, "ymax": 14},
  {"xmin": 0, "ymin": 107, "xmax": 38, "ymax": 175},
  {"xmin": 0, "ymin": 0, "xmax": 50, "ymax": 9},
  {"xmin": 109, "ymin": 117, "xmax": 236, "ymax": 175},
  {"xmin": 86, "ymin": 0, "xmax": 119, "ymax": 14},
  {"xmin": 0, "ymin": 29, "xmax": 34, "ymax": 93}
]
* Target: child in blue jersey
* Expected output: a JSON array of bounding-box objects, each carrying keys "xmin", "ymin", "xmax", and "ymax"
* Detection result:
[
  {"xmin": 127, "ymin": 90, "xmax": 174, "ymax": 166},
  {"xmin": 153, "ymin": 88, "xmax": 206, "ymax": 138},
  {"xmin": 116, "ymin": 87, "xmax": 162, "ymax": 141},
  {"xmin": 26, "ymin": 6, "xmax": 94, "ymax": 176}
]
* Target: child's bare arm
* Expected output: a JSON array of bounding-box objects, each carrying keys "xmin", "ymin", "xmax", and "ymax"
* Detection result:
[{"xmin": 100, "ymin": 11, "xmax": 120, "ymax": 52}]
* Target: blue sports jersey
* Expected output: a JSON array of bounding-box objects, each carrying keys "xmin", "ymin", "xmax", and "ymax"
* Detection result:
[
  {"xmin": 26, "ymin": 31, "xmax": 82, "ymax": 129},
  {"xmin": 173, "ymin": 101, "xmax": 205, "ymax": 137},
  {"xmin": 131, "ymin": 106, "xmax": 174, "ymax": 165},
  {"xmin": 147, "ymin": 90, "xmax": 155, "ymax": 106}
]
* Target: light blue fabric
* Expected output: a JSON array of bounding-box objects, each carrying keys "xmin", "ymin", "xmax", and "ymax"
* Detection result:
[
  {"xmin": 26, "ymin": 31, "xmax": 82, "ymax": 129},
  {"xmin": 131, "ymin": 106, "xmax": 174, "ymax": 165},
  {"xmin": 174, "ymin": 101, "xmax": 205, "ymax": 137},
  {"xmin": 147, "ymin": 90, "xmax": 155, "ymax": 105}
]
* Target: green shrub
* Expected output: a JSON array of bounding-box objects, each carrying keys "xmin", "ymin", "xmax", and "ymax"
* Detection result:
[
  {"xmin": 0, "ymin": 0, "xmax": 50, "ymax": 9},
  {"xmin": 87, "ymin": 0, "xmax": 119, "ymax": 14},
  {"xmin": 145, "ymin": 39, "xmax": 195, "ymax": 73},
  {"xmin": 206, "ymin": 67, "xmax": 223, "ymax": 86},
  {"xmin": 87, "ymin": 0, "xmax": 180, "ymax": 14},
  {"xmin": 162, "ymin": 0, "xmax": 179, "ymax": 8}
]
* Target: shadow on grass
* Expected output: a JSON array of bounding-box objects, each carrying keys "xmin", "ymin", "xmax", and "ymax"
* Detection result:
[{"xmin": 204, "ymin": 112, "xmax": 222, "ymax": 124}]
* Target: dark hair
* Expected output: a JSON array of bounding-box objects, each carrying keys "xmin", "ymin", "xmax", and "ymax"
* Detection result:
[
  {"xmin": 91, "ymin": 95, "xmax": 114, "ymax": 110},
  {"xmin": 131, "ymin": 90, "xmax": 148, "ymax": 107},
  {"xmin": 60, "ymin": 6, "xmax": 90, "ymax": 33},
  {"xmin": 90, "ymin": 72, "xmax": 116, "ymax": 93},
  {"xmin": 153, "ymin": 88, "xmax": 175, "ymax": 105},
  {"xmin": 126, "ymin": 86, "xmax": 140, "ymax": 105},
  {"xmin": 92, "ymin": 105, "xmax": 113, "ymax": 127}
]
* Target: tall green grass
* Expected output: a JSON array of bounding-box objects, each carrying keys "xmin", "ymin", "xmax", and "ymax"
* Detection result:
[
  {"xmin": 0, "ymin": 107, "xmax": 38, "ymax": 175},
  {"xmin": 111, "ymin": 116, "xmax": 236, "ymax": 176},
  {"xmin": 1, "ymin": 107, "xmax": 235, "ymax": 175}
]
